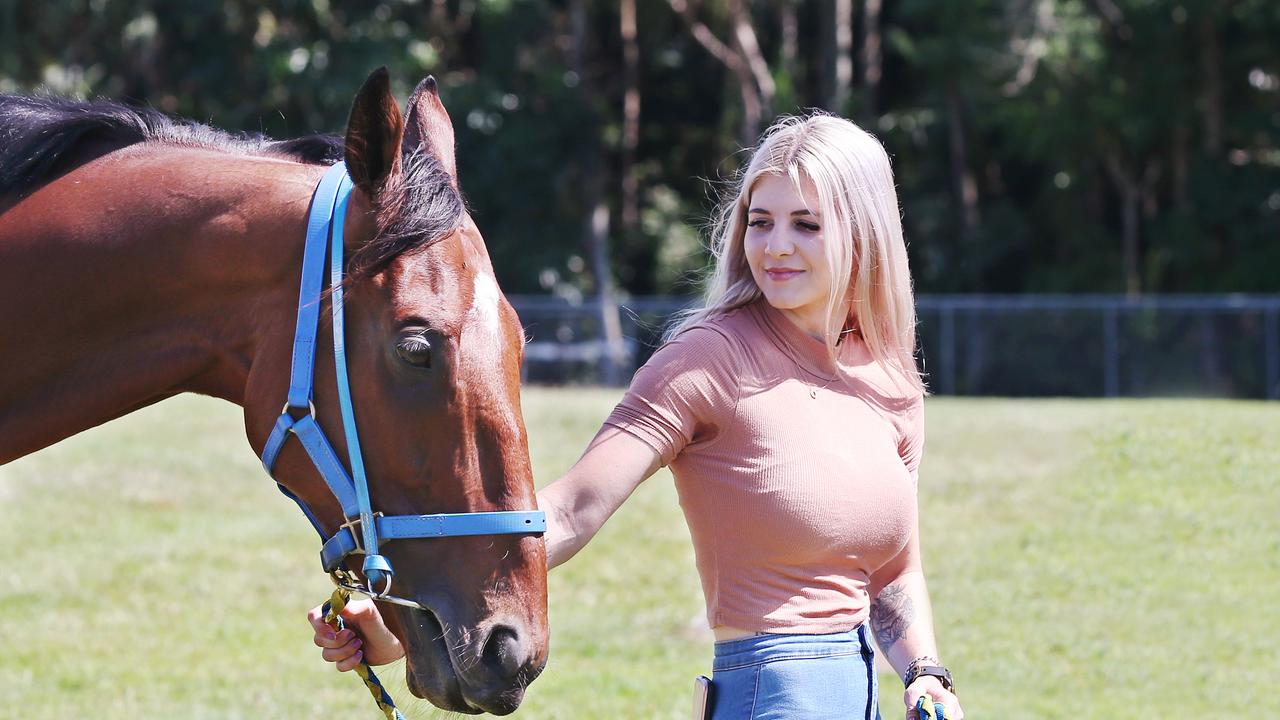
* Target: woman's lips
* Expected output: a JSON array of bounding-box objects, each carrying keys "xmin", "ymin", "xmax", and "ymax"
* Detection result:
[{"xmin": 765, "ymin": 268, "xmax": 804, "ymax": 281}]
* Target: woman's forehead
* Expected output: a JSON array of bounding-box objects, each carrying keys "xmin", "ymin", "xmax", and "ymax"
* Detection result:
[{"xmin": 748, "ymin": 172, "xmax": 820, "ymax": 212}]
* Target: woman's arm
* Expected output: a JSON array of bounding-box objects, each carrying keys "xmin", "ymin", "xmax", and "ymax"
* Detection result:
[
  {"xmin": 868, "ymin": 521, "xmax": 965, "ymax": 719},
  {"xmin": 308, "ymin": 425, "xmax": 661, "ymax": 670},
  {"xmin": 538, "ymin": 426, "xmax": 662, "ymax": 568}
]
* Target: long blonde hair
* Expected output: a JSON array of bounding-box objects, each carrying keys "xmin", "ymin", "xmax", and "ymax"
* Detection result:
[{"xmin": 667, "ymin": 112, "xmax": 925, "ymax": 394}]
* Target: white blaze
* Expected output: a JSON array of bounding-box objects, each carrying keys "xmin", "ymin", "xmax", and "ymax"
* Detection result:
[{"xmin": 469, "ymin": 272, "xmax": 504, "ymax": 347}]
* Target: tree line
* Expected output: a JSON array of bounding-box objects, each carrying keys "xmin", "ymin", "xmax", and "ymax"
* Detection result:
[{"xmin": 3, "ymin": 0, "xmax": 1277, "ymax": 298}]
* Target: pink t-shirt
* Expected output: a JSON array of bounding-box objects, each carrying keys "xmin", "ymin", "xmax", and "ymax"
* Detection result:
[{"xmin": 604, "ymin": 299, "xmax": 923, "ymax": 634}]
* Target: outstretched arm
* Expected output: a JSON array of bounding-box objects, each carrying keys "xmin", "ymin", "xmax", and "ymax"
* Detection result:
[
  {"xmin": 538, "ymin": 426, "xmax": 662, "ymax": 568},
  {"xmin": 307, "ymin": 425, "xmax": 661, "ymax": 670}
]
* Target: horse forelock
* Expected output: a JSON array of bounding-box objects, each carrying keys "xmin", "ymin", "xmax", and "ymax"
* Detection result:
[{"xmin": 351, "ymin": 147, "xmax": 465, "ymax": 280}]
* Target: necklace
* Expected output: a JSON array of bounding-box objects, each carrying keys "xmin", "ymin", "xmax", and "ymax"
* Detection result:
[
  {"xmin": 807, "ymin": 328, "xmax": 859, "ymax": 398},
  {"xmin": 808, "ymin": 371, "xmax": 841, "ymax": 399}
]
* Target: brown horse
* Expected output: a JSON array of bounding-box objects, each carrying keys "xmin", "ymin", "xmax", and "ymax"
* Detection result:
[{"xmin": 0, "ymin": 68, "xmax": 547, "ymax": 715}]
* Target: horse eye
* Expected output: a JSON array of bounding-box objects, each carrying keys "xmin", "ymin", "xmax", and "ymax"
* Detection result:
[{"xmin": 395, "ymin": 335, "xmax": 432, "ymax": 368}]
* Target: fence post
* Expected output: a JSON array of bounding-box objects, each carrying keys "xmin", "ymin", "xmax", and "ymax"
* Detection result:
[
  {"xmin": 1266, "ymin": 307, "xmax": 1279, "ymax": 400},
  {"xmin": 1104, "ymin": 305, "xmax": 1120, "ymax": 397}
]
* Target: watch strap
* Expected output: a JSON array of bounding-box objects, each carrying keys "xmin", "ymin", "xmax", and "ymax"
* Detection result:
[{"xmin": 904, "ymin": 663, "xmax": 955, "ymax": 693}]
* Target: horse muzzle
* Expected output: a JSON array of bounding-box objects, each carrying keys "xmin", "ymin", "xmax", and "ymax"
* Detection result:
[{"xmin": 398, "ymin": 604, "xmax": 546, "ymax": 715}]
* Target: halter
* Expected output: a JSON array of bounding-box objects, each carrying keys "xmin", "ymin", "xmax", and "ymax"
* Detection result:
[{"xmin": 260, "ymin": 161, "xmax": 545, "ymax": 609}]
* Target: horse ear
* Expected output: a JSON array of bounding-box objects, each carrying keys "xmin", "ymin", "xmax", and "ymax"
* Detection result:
[
  {"xmin": 344, "ymin": 67, "xmax": 404, "ymax": 197},
  {"xmin": 403, "ymin": 76, "xmax": 458, "ymax": 186}
]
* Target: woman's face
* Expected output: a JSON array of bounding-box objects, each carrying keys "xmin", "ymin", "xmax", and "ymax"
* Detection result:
[{"xmin": 744, "ymin": 172, "xmax": 835, "ymax": 339}]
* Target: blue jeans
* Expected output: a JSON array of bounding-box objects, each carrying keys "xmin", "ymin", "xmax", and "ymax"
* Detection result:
[{"xmin": 709, "ymin": 625, "xmax": 882, "ymax": 720}]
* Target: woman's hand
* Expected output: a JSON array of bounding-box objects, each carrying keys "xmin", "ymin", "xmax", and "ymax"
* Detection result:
[
  {"xmin": 307, "ymin": 598, "xmax": 405, "ymax": 671},
  {"xmin": 904, "ymin": 676, "xmax": 963, "ymax": 720}
]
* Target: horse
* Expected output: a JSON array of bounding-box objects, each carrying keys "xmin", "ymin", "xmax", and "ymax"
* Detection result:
[{"xmin": 0, "ymin": 68, "xmax": 547, "ymax": 715}]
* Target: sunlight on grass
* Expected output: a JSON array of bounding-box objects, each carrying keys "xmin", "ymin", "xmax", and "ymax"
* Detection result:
[{"xmin": 1, "ymin": 391, "xmax": 1276, "ymax": 718}]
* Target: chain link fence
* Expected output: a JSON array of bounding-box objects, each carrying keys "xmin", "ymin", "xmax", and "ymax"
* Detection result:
[{"xmin": 509, "ymin": 295, "xmax": 1280, "ymax": 399}]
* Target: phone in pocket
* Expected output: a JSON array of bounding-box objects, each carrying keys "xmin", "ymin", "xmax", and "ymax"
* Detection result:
[{"xmin": 692, "ymin": 675, "xmax": 714, "ymax": 720}]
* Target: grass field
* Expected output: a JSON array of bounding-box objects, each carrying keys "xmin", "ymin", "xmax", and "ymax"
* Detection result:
[{"xmin": 1, "ymin": 389, "xmax": 1276, "ymax": 719}]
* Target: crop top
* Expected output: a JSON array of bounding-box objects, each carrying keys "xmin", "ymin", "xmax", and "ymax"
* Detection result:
[{"xmin": 603, "ymin": 299, "xmax": 924, "ymax": 633}]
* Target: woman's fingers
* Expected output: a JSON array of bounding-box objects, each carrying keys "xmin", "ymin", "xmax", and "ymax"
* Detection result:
[
  {"xmin": 940, "ymin": 693, "xmax": 964, "ymax": 720},
  {"xmin": 307, "ymin": 602, "xmax": 362, "ymax": 672},
  {"xmin": 335, "ymin": 650, "xmax": 365, "ymax": 673},
  {"xmin": 339, "ymin": 600, "xmax": 405, "ymax": 666},
  {"xmin": 305, "ymin": 599, "xmax": 404, "ymax": 669},
  {"xmin": 313, "ymin": 626, "xmax": 355, "ymax": 649},
  {"xmin": 902, "ymin": 678, "xmax": 963, "ymax": 720},
  {"xmin": 321, "ymin": 636, "xmax": 364, "ymax": 669}
]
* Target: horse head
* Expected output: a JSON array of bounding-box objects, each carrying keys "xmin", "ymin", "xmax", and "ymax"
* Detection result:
[{"xmin": 253, "ymin": 69, "xmax": 547, "ymax": 715}]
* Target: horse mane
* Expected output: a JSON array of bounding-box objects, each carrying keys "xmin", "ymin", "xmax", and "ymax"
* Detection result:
[
  {"xmin": 0, "ymin": 94, "xmax": 344, "ymax": 200},
  {"xmin": 0, "ymin": 93, "xmax": 464, "ymax": 278}
]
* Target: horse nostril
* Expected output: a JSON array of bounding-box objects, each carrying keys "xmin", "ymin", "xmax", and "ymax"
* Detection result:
[{"xmin": 481, "ymin": 625, "xmax": 522, "ymax": 680}]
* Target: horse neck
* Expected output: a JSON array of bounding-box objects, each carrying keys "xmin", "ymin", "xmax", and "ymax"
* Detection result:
[{"xmin": 0, "ymin": 145, "xmax": 324, "ymax": 462}]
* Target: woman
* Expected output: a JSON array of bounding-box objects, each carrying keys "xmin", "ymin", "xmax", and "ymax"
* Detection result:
[{"xmin": 310, "ymin": 113, "xmax": 964, "ymax": 720}]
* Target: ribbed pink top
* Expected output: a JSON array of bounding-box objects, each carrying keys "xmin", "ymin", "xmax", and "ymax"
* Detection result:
[{"xmin": 604, "ymin": 299, "xmax": 924, "ymax": 634}]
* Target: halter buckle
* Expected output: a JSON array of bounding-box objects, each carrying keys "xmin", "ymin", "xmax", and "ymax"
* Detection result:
[
  {"xmin": 338, "ymin": 512, "xmax": 384, "ymax": 554},
  {"xmin": 365, "ymin": 561, "xmax": 394, "ymax": 598},
  {"xmin": 329, "ymin": 569, "xmax": 427, "ymax": 612}
]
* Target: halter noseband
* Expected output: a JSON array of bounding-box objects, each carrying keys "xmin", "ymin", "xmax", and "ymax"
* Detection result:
[{"xmin": 259, "ymin": 161, "xmax": 545, "ymax": 608}]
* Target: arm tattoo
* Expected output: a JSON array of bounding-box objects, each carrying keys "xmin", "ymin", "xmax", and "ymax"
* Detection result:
[{"xmin": 870, "ymin": 582, "xmax": 915, "ymax": 648}]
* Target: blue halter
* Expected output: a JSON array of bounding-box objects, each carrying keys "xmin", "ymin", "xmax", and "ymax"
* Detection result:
[{"xmin": 260, "ymin": 161, "xmax": 545, "ymax": 604}]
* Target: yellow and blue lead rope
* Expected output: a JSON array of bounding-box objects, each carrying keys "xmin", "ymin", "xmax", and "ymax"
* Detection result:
[
  {"xmin": 322, "ymin": 588, "xmax": 407, "ymax": 720},
  {"xmin": 915, "ymin": 695, "xmax": 947, "ymax": 720}
]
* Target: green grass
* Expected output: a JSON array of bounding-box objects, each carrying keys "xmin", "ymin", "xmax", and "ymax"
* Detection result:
[{"xmin": 1, "ymin": 390, "xmax": 1277, "ymax": 718}]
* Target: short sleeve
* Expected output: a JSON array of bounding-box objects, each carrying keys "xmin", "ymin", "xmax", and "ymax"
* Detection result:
[
  {"xmin": 897, "ymin": 394, "xmax": 925, "ymax": 485},
  {"xmin": 603, "ymin": 325, "xmax": 741, "ymax": 466}
]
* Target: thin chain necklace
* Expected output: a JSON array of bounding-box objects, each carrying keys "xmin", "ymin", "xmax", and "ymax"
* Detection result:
[
  {"xmin": 808, "ymin": 375, "xmax": 837, "ymax": 399},
  {"xmin": 807, "ymin": 326, "xmax": 860, "ymax": 399}
]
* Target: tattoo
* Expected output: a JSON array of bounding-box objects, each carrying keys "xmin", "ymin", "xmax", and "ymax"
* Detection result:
[{"xmin": 870, "ymin": 582, "xmax": 915, "ymax": 648}]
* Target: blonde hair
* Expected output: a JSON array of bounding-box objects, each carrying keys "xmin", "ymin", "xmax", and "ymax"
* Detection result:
[{"xmin": 667, "ymin": 112, "xmax": 925, "ymax": 394}]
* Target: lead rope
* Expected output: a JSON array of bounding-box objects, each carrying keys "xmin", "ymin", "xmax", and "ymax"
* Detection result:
[
  {"xmin": 914, "ymin": 695, "xmax": 946, "ymax": 720},
  {"xmin": 322, "ymin": 588, "xmax": 408, "ymax": 720}
]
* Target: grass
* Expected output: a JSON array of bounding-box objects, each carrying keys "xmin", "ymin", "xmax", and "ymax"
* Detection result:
[{"xmin": 1, "ymin": 389, "xmax": 1276, "ymax": 718}]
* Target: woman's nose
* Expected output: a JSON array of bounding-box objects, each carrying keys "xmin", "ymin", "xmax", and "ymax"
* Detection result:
[{"xmin": 765, "ymin": 232, "xmax": 794, "ymax": 257}]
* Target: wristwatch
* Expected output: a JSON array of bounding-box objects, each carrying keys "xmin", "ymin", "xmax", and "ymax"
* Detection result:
[{"xmin": 903, "ymin": 663, "xmax": 954, "ymax": 693}]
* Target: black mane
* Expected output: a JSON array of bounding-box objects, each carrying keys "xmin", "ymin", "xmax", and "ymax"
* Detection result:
[
  {"xmin": 0, "ymin": 94, "xmax": 344, "ymax": 200},
  {"xmin": 0, "ymin": 93, "xmax": 465, "ymax": 278}
]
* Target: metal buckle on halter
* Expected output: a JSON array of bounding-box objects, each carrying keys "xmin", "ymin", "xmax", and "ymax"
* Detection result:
[
  {"xmin": 365, "ymin": 567, "xmax": 393, "ymax": 598},
  {"xmin": 329, "ymin": 569, "xmax": 426, "ymax": 611},
  {"xmin": 330, "ymin": 568, "xmax": 362, "ymax": 592},
  {"xmin": 335, "ymin": 513, "xmax": 395, "ymax": 597},
  {"xmin": 338, "ymin": 514, "xmax": 370, "ymax": 553}
]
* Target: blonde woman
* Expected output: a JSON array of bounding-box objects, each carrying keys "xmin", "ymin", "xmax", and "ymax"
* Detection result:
[{"xmin": 311, "ymin": 113, "xmax": 964, "ymax": 720}]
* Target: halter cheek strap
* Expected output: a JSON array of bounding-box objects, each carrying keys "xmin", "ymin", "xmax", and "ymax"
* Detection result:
[{"xmin": 260, "ymin": 161, "xmax": 544, "ymax": 603}]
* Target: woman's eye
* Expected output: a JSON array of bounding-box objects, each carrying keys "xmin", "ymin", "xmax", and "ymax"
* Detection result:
[
  {"xmin": 747, "ymin": 218, "xmax": 769, "ymax": 228},
  {"xmin": 796, "ymin": 221, "xmax": 820, "ymax": 232},
  {"xmin": 395, "ymin": 335, "xmax": 432, "ymax": 368}
]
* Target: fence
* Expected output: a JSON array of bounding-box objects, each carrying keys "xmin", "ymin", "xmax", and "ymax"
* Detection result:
[{"xmin": 509, "ymin": 294, "xmax": 1280, "ymax": 399}]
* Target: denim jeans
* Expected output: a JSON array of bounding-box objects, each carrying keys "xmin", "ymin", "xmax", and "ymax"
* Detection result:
[{"xmin": 709, "ymin": 625, "xmax": 881, "ymax": 720}]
